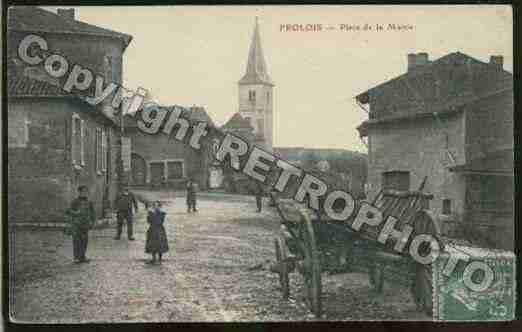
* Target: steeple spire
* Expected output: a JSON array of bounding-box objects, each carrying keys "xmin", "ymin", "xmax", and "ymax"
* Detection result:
[{"xmin": 239, "ymin": 17, "xmax": 273, "ymax": 86}]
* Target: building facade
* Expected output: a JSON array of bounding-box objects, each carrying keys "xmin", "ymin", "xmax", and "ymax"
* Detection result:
[
  {"xmin": 355, "ymin": 52, "xmax": 513, "ymax": 249},
  {"xmin": 125, "ymin": 106, "xmax": 214, "ymax": 190},
  {"xmin": 7, "ymin": 7, "xmax": 132, "ymax": 223},
  {"xmin": 238, "ymin": 17, "xmax": 274, "ymax": 151}
]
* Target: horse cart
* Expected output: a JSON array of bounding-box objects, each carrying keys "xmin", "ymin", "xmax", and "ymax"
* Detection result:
[{"xmin": 270, "ymin": 186, "xmax": 443, "ymax": 317}]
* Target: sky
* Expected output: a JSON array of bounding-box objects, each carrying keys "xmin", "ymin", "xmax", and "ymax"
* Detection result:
[{"xmin": 46, "ymin": 5, "xmax": 513, "ymax": 152}]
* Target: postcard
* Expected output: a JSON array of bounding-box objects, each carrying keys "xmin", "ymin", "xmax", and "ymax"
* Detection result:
[{"xmin": 6, "ymin": 5, "xmax": 515, "ymax": 322}]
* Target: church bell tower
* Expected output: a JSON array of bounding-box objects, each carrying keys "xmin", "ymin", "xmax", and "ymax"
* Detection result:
[{"xmin": 238, "ymin": 17, "xmax": 274, "ymax": 150}]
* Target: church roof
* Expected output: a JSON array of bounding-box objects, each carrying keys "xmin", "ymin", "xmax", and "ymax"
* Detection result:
[
  {"xmin": 221, "ymin": 113, "xmax": 254, "ymax": 131},
  {"xmin": 238, "ymin": 17, "xmax": 274, "ymax": 86},
  {"xmin": 188, "ymin": 106, "xmax": 215, "ymax": 127},
  {"xmin": 124, "ymin": 105, "xmax": 215, "ymax": 128}
]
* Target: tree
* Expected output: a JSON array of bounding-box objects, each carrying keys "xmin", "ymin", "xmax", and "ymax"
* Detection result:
[{"xmin": 302, "ymin": 151, "xmax": 319, "ymax": 171}]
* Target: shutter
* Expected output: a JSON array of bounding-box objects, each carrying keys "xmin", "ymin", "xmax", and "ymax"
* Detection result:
[
  {"xmin": 95, "ymin": 128, "xmax": 100, "ymax": 173},
  {"xmin": 24, "ymin": 118, "xmax": 30, "ymax": 146},
  {"xmin": 102, "ymin": 130, "xmax": 107, "ymax": 171},
  {"xmin": 71, "ymin": 115, "xmax": 77, "ymax": 164},
  {"xmin": 80, "ymin": 119, "xmax": 85, "ymax": 166}
]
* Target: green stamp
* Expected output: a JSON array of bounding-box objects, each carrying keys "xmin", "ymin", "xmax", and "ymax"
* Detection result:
[{"xmin": 433, "ymin": 245, "xmax": 516, "ymax": 321}]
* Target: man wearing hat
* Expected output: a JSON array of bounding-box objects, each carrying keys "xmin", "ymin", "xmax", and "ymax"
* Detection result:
[
  {"xmin": 113, "ymin": 186, "xmax": 139, "ymax": 240},
  {"xmin": 65, "ymin": 185, "xmax": 95, "ymax": 263}
]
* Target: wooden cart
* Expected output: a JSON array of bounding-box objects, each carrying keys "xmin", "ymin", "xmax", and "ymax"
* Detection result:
[{"xmin": 270, "ymin": 188, "xmax": 442, "ymax": 317}]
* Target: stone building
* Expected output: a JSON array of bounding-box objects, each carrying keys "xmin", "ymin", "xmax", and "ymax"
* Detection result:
[
  {"xmin": 213, "ymin": 112, "xmax": 262, "ymax": 192},
  {"xmin": 7, "ymin": 7, "xmax": 132, "ymax": 223},
  {"xmin": 355, "ymin": 52, "xmax": 513, "ymax": 249},
  {"xmin": 274, "ymin": 147, "xmax": 368, "ymax": 199},
  {"xmin": 221, "ymin": 113, "xmax": 256, "ymax": 142},
  {"xmin": 125, "ymin": 105, "xmax": 215, "ymax": 190},
  {"xmin": 238, "ymin": 17, "xmax": 274, "ymax": 151}
]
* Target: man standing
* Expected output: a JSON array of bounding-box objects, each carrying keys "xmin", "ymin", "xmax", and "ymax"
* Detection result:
[
  {"xmin": 255, "ymin": 183, "xmax": 264, "ymax": 213},
  {"xmin": 65, "ymin": 185, "xmax": 95, "ymax": 263},
  {"xmin": 186, "ymin": 178, "xmax": 198, "ymax": 213},
  {"xmin": 114, "ymin": 186, "xmax": 138, "ymax": 240}
]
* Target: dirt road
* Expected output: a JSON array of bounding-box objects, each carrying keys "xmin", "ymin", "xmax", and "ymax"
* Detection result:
[{"xmin": 10, "ymin": 191, "xmax": 427, "ymax": 322}]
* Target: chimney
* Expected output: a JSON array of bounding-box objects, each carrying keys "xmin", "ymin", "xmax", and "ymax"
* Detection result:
[
  {"xmin": 407, "ymin": 53, "xmax": 416, "ymax": 71},
  {"xmin": 407, "ymin": 52, "xmax": 429, "ymax": 72},
  {"xmin": 489, "ymin": 55, "xmax": 503, "ymax": 69},
  {"xmin": 57, "ymin": 8, "xmax": 75, "ymax": 20},
  {"xmin": 416, "ymin": 52, "xmax": 429, "ymax": 67}
]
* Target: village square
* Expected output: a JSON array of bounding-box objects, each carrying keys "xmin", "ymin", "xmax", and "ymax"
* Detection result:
[{"xmin": 7, "ymin": 6, "xmax": 515, "ymax": 322}]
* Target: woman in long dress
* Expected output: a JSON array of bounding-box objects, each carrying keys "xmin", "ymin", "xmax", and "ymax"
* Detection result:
[{"xmin": 145, "ymin": 201, "xmax": 169, "ymax": 264}]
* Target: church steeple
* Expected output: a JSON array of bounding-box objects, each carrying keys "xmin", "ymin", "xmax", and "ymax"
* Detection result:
[
  {"xmin": 239, "ymin": 17, "xmax": 273, "ymax": 86},
  {"xmin": 238, "ymin": 17, "xmax": 274, "ymax": 150}
]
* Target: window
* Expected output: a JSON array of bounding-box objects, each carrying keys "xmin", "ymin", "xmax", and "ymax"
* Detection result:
[
  {"xmin": 150, "ymin": 162, "xmax": 165, "ymax": 184},
  {"xmin": 382, "ymin": 171, "xmax": 410, "ymax": 191},
  {"xmin": 267, "ymin": 91, "xmax": 270, "ymax": 102},
  {"xmin": 442, "ymin": 199, "xmax": 452, "ymax": 215},
  {"xmin": 71, "ymin": 114, "xmax": 84, "ymax": 166},
  {"xmin": 149, "ymin": 160, "xmax": 184, "ymax": 183},
  {"xmin": 257, "ymin": 119, "xmax": 264, "ymax": 134},
  {"xmin": 104, "ymin": 56, "xmax": 113, "ymax": 82},
  {"xmin": 104, "ymin": 55, "xmax": 122, "ymax": 83},
  {"xmin": 434, "ymin": 80, "xmax": 441, "ymax": 99},
  {"xmin": 232, "ymin": 159, "xmax": 240, "ymax": 169},
  {"xmin": 8, "ymin": 115, "xmax": 30, "ymax": 148},
  {"xmin": 477, "ymin": 176, "xmax": 513, "ymax": 211},
  {"xmin": 248, "ymin": 90, "xmax": 256, "ymax": 101},
  {"xmin": 167, "ymin": 161, "xmax": 183, "ymax": 179}
]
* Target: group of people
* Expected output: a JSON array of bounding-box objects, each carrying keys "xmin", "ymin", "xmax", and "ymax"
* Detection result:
[
  {"xmin": 64, "ymin": 179, "xmax": 200, "ymax": 264},
  {"xmin": 110, "ymin": 186, "xmax": 169, "ymax": 264},
  {"xmin": 64, "ymin": 178, "xmax": 274, "ymax": 264}
]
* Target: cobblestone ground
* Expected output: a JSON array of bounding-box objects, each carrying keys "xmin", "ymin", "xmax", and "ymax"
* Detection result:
[{"xmin": 10, "ymin": 191, "xmax": 428, "ymax": 323}]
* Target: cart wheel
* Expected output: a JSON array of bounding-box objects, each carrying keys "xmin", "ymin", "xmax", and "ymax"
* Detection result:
[
  {"xmin": 274, "ymin": 235, "xmax": 290, "ymax": 299},
  {"xmin": 369, "ymin": 263, "xmax": 384, "ymax": 293},
  {"xmin": 298, "ymin": 209, "xmax": 322, "ymax": 317},
  {"xmin": 411, "ymin": 210, "xmax": 440, "ymax": 317}
]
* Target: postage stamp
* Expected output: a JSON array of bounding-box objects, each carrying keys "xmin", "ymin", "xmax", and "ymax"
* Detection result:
[
  {"xmin": 5, "ymin": 4, "xmax": 515, "ymax": 323},
  {"xmin": 433, "ymin": 245, "xmax": 516, "ymax": 321}
]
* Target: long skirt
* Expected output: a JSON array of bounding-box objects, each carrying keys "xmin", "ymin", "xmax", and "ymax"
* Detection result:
[{"xmin": 145, "ymin": 225, "xmax": 169, "ymax": 254}]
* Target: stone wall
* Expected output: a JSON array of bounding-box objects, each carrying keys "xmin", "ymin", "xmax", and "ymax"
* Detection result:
[
  {"xmin": 8, "ymin": 98, "xmax": 120, "ymax": 222},
  {"xmin": 465, "ymin": 90, "xmax": 514, "ymax": 161},
  {"xmin": 366, "ymin": 112, "xmax": 466, "ymax": 217},
  {"xmin": 238, "ymin": 83, "xmax": 273, "ymax": 149}
]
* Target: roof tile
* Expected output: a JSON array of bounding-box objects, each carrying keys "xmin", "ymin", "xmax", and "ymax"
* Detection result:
[{"xmin": 8, "ymin": 6, "xmax": 132, "ymax": 47}]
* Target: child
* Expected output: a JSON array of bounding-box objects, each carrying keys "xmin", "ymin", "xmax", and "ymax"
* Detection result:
[{"xmin": 145, "ymin": 201, "xmax": 170, "ymax": 264}]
